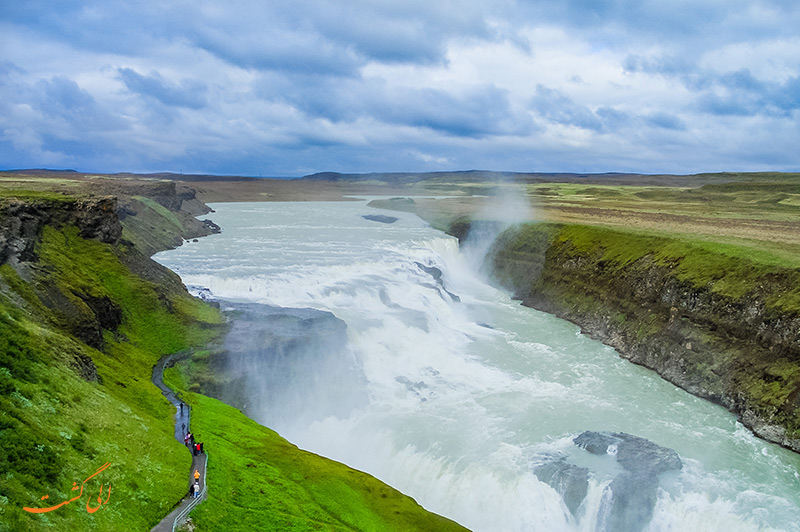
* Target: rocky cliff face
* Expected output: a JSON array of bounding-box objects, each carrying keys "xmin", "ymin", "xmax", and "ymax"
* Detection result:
[
  {"xmin": 0, "ymin": 196, "xmax": 121, "ymax": 266},
  {"xmin": 480, "ymin": 222, "xmax": 800, "ymax": 452},
  {"xmin": 0, "ymin": 184, "xmax": 218, "ymax": 353}
]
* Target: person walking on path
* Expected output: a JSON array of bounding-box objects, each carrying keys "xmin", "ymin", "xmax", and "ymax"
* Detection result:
[{"xmin": 150, "ymin": 353, "xmax": 209, "ymax": 532}]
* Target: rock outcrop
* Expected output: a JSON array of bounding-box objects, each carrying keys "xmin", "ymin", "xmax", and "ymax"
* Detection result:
[
  {"xmin": 0, "ymin": 196, "xmax": 121, "ymax": 266},
  {"xmin": 533, "ymin": 431, "xmax": 681, "ymax": 531},
  {"xmin": 574, "ymin": 431, "xmax": 681, "ymax": 532},
  {"xmin": 0, "ymin": 184, "xmax": 219, "ymax": 360},
  {"xmin": 362, "ymin": 214, "xmax": 399, "ymax": 224},
  {"xmin": 533, "ymin": 460, "xmax": 589, "ymax": 516}
]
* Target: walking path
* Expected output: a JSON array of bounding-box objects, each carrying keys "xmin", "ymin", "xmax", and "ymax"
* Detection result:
[{"xmin": 150, "ymin": 352, "xmax": 208, "ymax": 532}]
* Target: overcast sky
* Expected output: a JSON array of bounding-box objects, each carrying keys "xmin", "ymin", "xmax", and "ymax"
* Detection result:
[{"xmin": 2, "ymin": 1, "xmax": 799, "ymax": 176}]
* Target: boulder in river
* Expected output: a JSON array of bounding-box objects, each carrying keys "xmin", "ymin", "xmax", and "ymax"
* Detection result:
[
  {"xmin": 573, "ymin": 431, "xmax": 682, "ymax": 475},
  {"xmin": 573, "ymin": 431, "xmax": 682, "ymax": 532},
  {"xmin": 362, "ymin": 214, "xmax": 399, "ymax": 224}
]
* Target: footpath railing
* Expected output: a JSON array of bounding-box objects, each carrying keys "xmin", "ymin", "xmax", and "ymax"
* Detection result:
[{"xmin": 172, "ymin": 450, "xmax": 209, "ymax": 531}]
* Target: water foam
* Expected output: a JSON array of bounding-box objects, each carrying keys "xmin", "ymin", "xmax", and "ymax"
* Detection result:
[{"xmin": 154, "ymin": 201, "xmax": 800, "ymax": 532}]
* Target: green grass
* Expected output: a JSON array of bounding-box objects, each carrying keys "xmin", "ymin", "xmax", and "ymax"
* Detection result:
[
  {"xmin": 0, "ymin": 223, "xmax": 224, "ymax": 532},
  {"xmin": 527, "ymin": 181, "xmax": 800, "ymax": 221},
  {"xmin": 119, "ymin": 196, "xmax": 202, "ymax": 256},
  {"xmin": 0, "ymin": 294, "xmax": 189, "ymax": 532},
  {"xmin": 0, "ymin": 190, "xmax": 80, "ymax": 202},
  {"xmin": 539, "ymin": 224, "xmax": 800, "ymax": 309},
  {"xmin": 161, "ymin": 381, "xmax": 469, "ymax": 532},
  {"xmin": 130, "ymin": 196, "xmax": 185, "ymax": 232}
]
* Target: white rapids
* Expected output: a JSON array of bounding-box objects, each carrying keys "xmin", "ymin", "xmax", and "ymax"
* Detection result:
[{"xmin": 154, "ymin": 200, "xmax": 800, "ymax": 532}]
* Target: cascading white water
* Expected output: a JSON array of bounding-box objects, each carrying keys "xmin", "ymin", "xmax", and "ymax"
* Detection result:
[{"xmin": 154, "ymin": 200, "xmax": 800, "ymax": 532}]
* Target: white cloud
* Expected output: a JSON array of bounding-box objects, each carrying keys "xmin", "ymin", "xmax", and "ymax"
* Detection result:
[{"xmin": 1, "ymin": 1, "xmax": 798, "ymax": 174}]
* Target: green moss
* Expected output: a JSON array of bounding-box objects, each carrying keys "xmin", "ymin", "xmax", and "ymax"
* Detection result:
[
  {"xmin": 515, "ymin": 223, "xmax": 800, "ymax": 312},
  {"xmin": 169, "ymin": 391, "xmax": 469, "ymax": 532},
  {"xmin": 0, "ymin": 222, "xmax": 224, "ymax": 532},
  {"xmin": 131, "ymin": 196, "xmax": 184, "ymax": 231}
]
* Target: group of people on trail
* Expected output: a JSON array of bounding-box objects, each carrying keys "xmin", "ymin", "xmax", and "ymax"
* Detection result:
[
  {"xmin": 185, "ymin": 432, "xmax": 205, "ymax": 455},
  {"xmin": 180, "ymin": 402, "xmax": 204, "ymax": 499},
  {"xmin": 186, "ymin": 444, "xmax": 205, "ymax": 498},
  {"xmin": 178, "ymin": 402, "xmax": 205, "ymax": 500}
]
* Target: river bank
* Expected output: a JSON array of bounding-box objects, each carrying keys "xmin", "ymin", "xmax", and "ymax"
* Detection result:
[{"xmin": 476, "ymin": 222, "xmax": 800, "ymax": 453}]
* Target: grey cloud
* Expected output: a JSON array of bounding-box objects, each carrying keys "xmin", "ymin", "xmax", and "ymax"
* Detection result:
[
  {"xmin": 531, "ymin": 85, "xmax": 604, "ymax": 132},
  {"xmin": 190, "ymin": 25, "xmax": 362, "ymax": 76},
  {"xmin": 528, "ymin": 0, "xmax": 800, "ymax": 47},
  {"xmin": 595, "ymin": 107, "xmax": 632, "ymax": 129},
  {"xmin": 623, "ymin": 54, "xmax": 697, "ymax": 81},
  {"xmin": 303, "ymin": 1, "xmax": 496, "ymax": 64},
  {"xmin": 1, "ymin": 0, "xmax": 182, "ymax": 57},
  {"xmin": 117, "ymin": 68, "xmax": 208, "ymax": 109},
  {"xmin": 695, "ymin": 70, "xmax": 800, "ymax": 117},
  {"xmin": 376, "ymin": 85, "xmax": 532, "ymax": 138},
  {"xmin": 273, "ymin": 75, "xmax": 533, "ymax": 139},
  {"xmin": 624, "ymin": 50, "xmax": 800, "ymax": 119},
  {"xmin": 0, "ymin": 73, "xmax": 128, "ymax": 168},
  {"xmin": 37, "ymin": 77, "xmax": 96, "ymax": 118},
  {"xmin": 645, "ymin": 112, "xmax": 686, "ymax": 130},
  {"xmin": 30, "ymin": 77, "xmax": 125, "ymax": 133}
]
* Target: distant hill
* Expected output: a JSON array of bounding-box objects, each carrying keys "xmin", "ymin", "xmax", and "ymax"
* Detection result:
[{"xmin": 299, "ymin": 170, "xmax": 787, "ymax": 187}]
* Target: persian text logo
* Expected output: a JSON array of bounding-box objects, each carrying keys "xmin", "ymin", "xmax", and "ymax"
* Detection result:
[{"xmin": 23, "ymin": 462, "xmax": 112, "ymax": 514}]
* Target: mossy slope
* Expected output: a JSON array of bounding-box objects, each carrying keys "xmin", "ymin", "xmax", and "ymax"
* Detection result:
[
  {"xmin": 162, "ymin": 378, "xmax": 469, "ymax": 532},
  {"xmin": 1, "ymin": 201, "xmax": 223, "ymax": 531},
  {"xmin": 488, "ymin": 222, "xmax": 800, "ymax": 451}
]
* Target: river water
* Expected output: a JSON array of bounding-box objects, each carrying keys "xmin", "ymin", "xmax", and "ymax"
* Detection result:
[{"xmin": 154, "ymin": 200, "xmax": 800, "ymax": 532}]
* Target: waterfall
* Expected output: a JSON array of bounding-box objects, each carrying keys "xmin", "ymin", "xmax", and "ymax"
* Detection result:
[{"xmin": 155, "ymin": 200, "xmax": 800, "ymax": 532}]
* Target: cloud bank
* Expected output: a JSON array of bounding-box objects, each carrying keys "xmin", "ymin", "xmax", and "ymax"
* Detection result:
[{"xmin": 1, "ymin": 0, "xmax": 798, "ymax": 175}]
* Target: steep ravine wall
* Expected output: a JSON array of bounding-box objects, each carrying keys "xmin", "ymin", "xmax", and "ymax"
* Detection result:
[
  {"xmin": 477, "ymin": 222, "xmax": 800, "ymax": 453},
  {"xmin": 0, "ymin": 185, "xmax": 219, "ymax": 351},
  {"xmin": 0, "ymin": 186, "xmax": 226, "ymax": 531}
]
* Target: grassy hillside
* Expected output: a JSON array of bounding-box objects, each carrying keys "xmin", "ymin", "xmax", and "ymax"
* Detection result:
[
  {"xmin": 163, "ymin": 369, "xmax": 469, "ymax": 532},
  {"xmin": 0, "ymin": 221, "xmax": 223, "ymax": 531}
]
